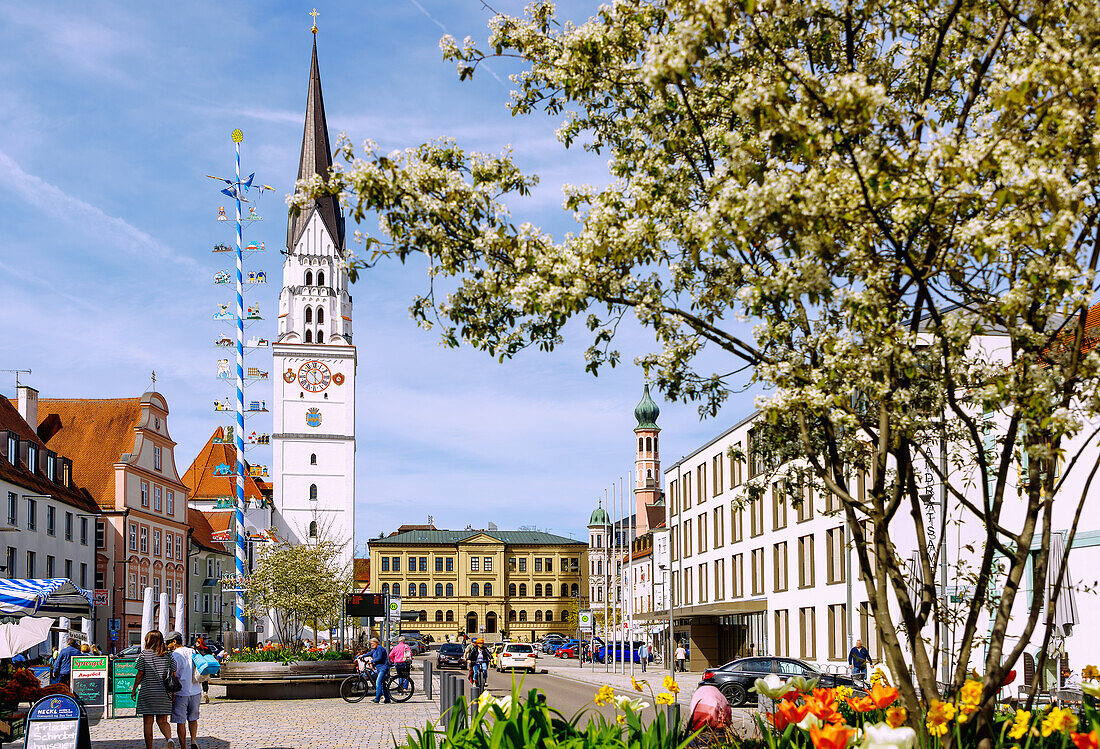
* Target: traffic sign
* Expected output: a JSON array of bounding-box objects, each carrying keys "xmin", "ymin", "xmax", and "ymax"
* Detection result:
[
  {"xmin": 578, "ymin": 610, "xmax": 593, "ymax": 632},
  {"xmin": 92, "ymin": 590, "xmax": 108, "ymax": 607},
  {"xmin": 387, "ymin": 597, "xmax": 402, "ymax": 623},
  {"xmin": 107, "ymin": 618, "xmax": 120, "ymax": 632}
]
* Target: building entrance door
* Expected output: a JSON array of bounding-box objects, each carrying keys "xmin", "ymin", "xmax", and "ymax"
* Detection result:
[
  {"xmin": 485, "ymin": 612, "xmax": 497, "ymax": 633},
  {"xmin": 466, "ymin": 611, "xmax": 478, "ymax": 636}
]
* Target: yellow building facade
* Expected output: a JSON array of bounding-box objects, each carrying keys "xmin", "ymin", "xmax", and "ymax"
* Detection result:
[{"xmin": 369, "ymin": 528, "xmax": 587, "ymax": 642}]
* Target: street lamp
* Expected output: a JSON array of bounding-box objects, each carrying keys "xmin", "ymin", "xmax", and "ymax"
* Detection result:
[{"xmin": 658, "ymin": 562, "xmax": 673, "ymax": 678}]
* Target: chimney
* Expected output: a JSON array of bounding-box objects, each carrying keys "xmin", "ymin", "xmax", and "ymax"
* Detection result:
[{"xmin": 17, "ymin": 385, "xmax": 38, "ymax": 429}]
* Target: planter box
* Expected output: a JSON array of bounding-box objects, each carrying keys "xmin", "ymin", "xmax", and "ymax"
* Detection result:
[{"xmin": 213, "ymin": 660, "xmax": 356, "ymax": 700}]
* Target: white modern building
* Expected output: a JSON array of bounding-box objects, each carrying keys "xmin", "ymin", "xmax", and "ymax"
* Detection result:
[{"xmin": 272, "ymin": 35, "xmax": 356, "ymax": 563}]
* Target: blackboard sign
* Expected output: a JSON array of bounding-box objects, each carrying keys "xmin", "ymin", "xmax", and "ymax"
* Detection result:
[
  {"xmin": 23, "ymin": 695, "xmax": 90, "ymax": 749},
  {"xmin": 69, "ymin": 657, "xmax": 106, "ymax": 722},
  {"xmin": 110, "ymin": 659, "xmax": 138, "ymax": 717}
]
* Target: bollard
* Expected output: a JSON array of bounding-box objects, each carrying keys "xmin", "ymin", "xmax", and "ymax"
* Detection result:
[
  {"xmin": 425, "ymin": 661, "xmax": 434, "ymax": 700},
  {"xmin": 470, "ymin": 681, "xmax": 481, "ymax": 722},
  {"xmin": 454, "ymin": 677, "xmax": 467, "ymax": 727},
  {"xmin": 665, "ymin": 703, "xmax": 681, "ymax": 731},
  {"xmin": 440, "ymin": 674, "xmax": 453, "ymax": 719}
]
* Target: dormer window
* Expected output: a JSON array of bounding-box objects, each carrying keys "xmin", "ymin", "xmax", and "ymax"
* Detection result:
[
  {"xmin": 27, "ymin": 443, "xmax": 38, "ymax": 473},
  {"xmin": 46, "ymin": 453, "xmax": 55, "ymax": 481},
  {"xmin": 5, "ymin": 434, "xmax": 15, "ymax": 464}
]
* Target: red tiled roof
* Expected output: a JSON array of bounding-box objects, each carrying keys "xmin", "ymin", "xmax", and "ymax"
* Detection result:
[
  {"xmin": 190, "ymin": 509, "xmax": 230, "ymax": 555},
  {"xmin": 35, "ymin": 397, "xmax": 144, "ymax": 511},
  {"xmin": 1043, "ymin": 302, "xmax": 1100, "ymax": 364},
  {"xmin": 0, "ymin": 398, "xmax": 100, "ymax": 515},
  {"xmin": 181, "ymin": 427, "xmax": 266, "ymax": 503},
  {"xmin": 353, "ymin": 557, "xmax": 369, "ymax": 586}
]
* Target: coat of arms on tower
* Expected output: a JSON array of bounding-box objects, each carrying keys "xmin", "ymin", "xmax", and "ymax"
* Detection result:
[
  {"xmin": 333, "ymin": 373, "xmax": 345, "ymax": 386},
  {"xmin": 283, "ymin": 369, "xmax": 296, "ymax": 383},
  {"xmin": 305, "ymin": 408, "xmax": 322, "ymax": 428}
]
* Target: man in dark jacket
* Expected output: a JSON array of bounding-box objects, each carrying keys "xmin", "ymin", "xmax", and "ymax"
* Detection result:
[
  {"xmin": 368, "ymin": 638, "xmax": 391, "ymax": 703},
  {"xmin": 848, "ymin": 639, "xmax": 872, "ymax": 680},
  {"xmin": 51, "ymin": 637, "xmax": 81, "ymax": 686}
]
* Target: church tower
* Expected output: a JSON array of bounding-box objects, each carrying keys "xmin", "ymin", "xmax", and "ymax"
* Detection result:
[
  {"xmin": 633, "ymin": 384, "xmax": 661, "ymax": 535},
  {"xmin": 271, "ymin": 34, "xmax": 356, "ymax": 560}
]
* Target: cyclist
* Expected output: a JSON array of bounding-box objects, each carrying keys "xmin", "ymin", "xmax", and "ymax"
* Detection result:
[
  {"xmin": 464, "ymin": 637, "xmax": 491, "ymax": 687},
  {"xmin": 367, "ymin": 638, "xmax": 391, "ymax": 704}
]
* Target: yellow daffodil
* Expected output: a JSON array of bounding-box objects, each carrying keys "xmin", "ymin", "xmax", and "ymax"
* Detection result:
[
  {"xmin": 616, "ymin": 714, "xmax": 626, "ymax": 725},
  {"xmin": 959, "ymin": 679, "xmax": 982, "ymax": 706},
  {"xmin": 655, "ymin": 691, "xmax": 675, "ymax": 705},
  {"xmin": 1041, "ymin": 706, "xmax": 1076, "ymax": 737},
  {"xmin": 594, "ymin": 685, "xmax": 615, "ymax": 706},
  {"xmin": 925, "ymin": 700, "xmax": 955, "ymax": 737},
  {"xmin": 836, "ymin": 685, "xmax": 854, "ymax": 700},
  {"xmin": 663, "ymin": 675, "xmax": 680, "ymax": 694},
  {"xmin": 886, "ymin": 707, "xmax": 907, "ymax": 729},
  {"xmin": 631, "ymin": 676, "xmax": 646, "ymax": 692},
  {"xmin": 1007, "ymin": 710, "xmax": 1031, "ymax": 740}
]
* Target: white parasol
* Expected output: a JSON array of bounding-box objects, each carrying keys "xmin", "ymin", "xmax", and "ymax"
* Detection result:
[
  {"xmin": 0, "ymin": 616, "xmax": 55, "ymax": 658},
  {"xmin": 158, "ymin": 592, "xmax": 169, "ymax": 634},
  {"xmin": 140, "ymin": 587, "xmax": 154, "ymax": 645},
  {"xmin": 174, "ymin": 594, "xmax": 185, "ymax": 636}
]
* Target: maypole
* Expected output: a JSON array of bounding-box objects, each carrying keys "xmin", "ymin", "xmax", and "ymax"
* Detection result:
[{"xmin": 232, "ymin": 131, "xmax": 247, "ymax": 633}]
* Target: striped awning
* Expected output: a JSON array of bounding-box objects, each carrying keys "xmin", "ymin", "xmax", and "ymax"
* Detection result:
[{"xmin": 0, "ymin": 578, "xmax": 94, "ymax": 618}]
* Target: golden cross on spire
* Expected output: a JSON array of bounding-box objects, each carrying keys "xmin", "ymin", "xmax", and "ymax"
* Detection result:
[{"xmin": 309, "ymin": 8, "xmax": 319, "ymax": 34}]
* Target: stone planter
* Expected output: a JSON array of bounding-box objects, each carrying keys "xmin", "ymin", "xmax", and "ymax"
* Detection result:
[{"xmin": 213, "ymin": 660, "xmax": 356, "ymax": 700}]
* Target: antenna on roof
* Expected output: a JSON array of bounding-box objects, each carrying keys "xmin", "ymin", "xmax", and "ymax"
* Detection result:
[{"xmin": 0, "ymin": 369, "xmax": 32, "ymax": 390}]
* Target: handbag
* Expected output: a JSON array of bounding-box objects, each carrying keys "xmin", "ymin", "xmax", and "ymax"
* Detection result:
[{"xmin": 160, "ymin": 654, "xmax": 182, "ymax": 694}]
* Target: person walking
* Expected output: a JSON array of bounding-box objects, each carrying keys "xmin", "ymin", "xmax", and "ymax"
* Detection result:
[
  {"xmin": 674, "ymin": 643, "xmax": 686, "ymax": 673},
  {"xmin": 166, "ymin": 632, "xmax": 202, "ymax": 749},
  {"xmin": 193, "ymin": 636, "xmax": 213, "ymax": 704},
  {"xmin": 51, "ymin": 637, "xmax": 81, "ymax": 686},
  {"xmin": 639, "ymin": 642, "xmax": 650, "ymax": 672},
  {"xmin": 389, "ymin": 636, "xmax": 413, "ymax": 693},
  {"xmin": 848, "ymin": 639, "xmax": 872, "ymax": 680},
  {"xmin": 368, "ymin": 637, "xmax": 391, "ymax": 704},
  {"xmin": 132, "ymin": 630, "xmax": 176, "ymax": 749}
]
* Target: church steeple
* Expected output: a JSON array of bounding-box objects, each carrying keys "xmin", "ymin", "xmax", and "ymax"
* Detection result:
[{"xmin": 288, "ymin": 36, "xmax": 345, "ymax": 255}]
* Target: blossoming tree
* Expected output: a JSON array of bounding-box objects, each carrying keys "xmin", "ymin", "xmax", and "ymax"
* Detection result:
[{"xmin": 293, "ymin": 0, "xmax": 1100, "ymax": 733}]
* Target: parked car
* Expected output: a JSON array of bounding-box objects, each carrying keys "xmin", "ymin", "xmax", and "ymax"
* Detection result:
[
  {"xmin": 540, "ymin": 635, "xmax": 566, "ymax": 653},
  {"xmin": 596, "ymin": 641, "xmax": 652, "ymax": 664},
  {"xmin": 437, "ymin": 643, "xmax": 466, "ymax": 669},
  {"xmin": 490, "ymin": 643, "xmax": 505, "ymax": 669},
  {"xmin": 498, "ymin": 642, "xmax": 538, "ymax": 673},
  {"xmin": 698, "ymin": 657, "xmax": 861, "ymax": 706},
  {"xmin": 553, "ymin": 640, "xmax": 582, "ymax": 658},
  {"xmin": 118, "ymin": 644, "xmax": 141, "ymax": 658}
]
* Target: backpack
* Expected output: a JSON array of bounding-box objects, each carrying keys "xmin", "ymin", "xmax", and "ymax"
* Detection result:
[{"xmin": 192, "ymin": 652, "xmax": 221, "ymax": 676}]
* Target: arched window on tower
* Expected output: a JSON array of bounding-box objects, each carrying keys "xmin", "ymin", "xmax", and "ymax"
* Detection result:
[
  {"xmin": 316, "ymin": 330, "xmax": 324, "ymax": 343},
  {"xmin": 309, "ymin": 484, "xmax": 317, "ymax": 501},
  {"xmin": 304, "ymin": 330, "xmax": 312, "ymax": 343},
  {"xmin": 654, "ymin": 435, "xmax": 658, "ymax": 451},
  {"xmin": 317, "ymin": 307, "xmax": 325, "ymax": 324},
  {"xmin": 646, "ymin": 436, "xmax": 652, "ymax": 452},
  {"xmin": 310, "ymin": 454, "xmax": 317, "ymax": 465},
  {"xmin": 639, "ymin": 437, "xmax": 643, "ymax": 452},
  {"xmin": 305, "ymin": 307, "xmax": 313, "ymax": 324},
  {"xmin": 305, "ymin": 270, "xmax": 313, "ymax": 286},
  {"xmin": 317, "ymin": 270, "xmax": 325, "ymax": 286},
  {"xmin": 308, "ymin": 521, "xmax": 317, "ymax": 538}
]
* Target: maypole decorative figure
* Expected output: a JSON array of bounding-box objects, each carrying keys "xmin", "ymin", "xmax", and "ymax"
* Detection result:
[{"xmin": 206, "ymin": 128, "xmax": 273, "ymax": 635}]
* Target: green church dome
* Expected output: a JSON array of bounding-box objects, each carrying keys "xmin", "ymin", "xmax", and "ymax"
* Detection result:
[
  {"xmin": 588, "ymin": 504, "xmax": 610, "ymax": 526},
  {"xmin": 634, "ymin": 384, "xmax": 660, "ymax": 429}
]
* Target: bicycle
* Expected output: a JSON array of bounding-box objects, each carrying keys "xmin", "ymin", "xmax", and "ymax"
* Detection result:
[
  {"xmin": 340, "ymin": 666, "xmax": 415, "ymax": 704},
  {"xmin": 468, "ymin": 661, "xmax": 488, "ymax": 691}
]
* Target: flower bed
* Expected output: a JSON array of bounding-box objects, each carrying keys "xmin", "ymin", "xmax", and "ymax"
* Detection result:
[{"xmin": 225, "ymin": 644, "xmax": 351, "ymax": 663}]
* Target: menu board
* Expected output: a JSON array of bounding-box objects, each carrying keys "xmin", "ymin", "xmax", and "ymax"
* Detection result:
[
  {"xmin": 111, "ymin": 659, "xmax": 138, "ymax": 716},
  {"xmin": 69, "ymin": 656, "xmax": 107, "ymax": 721},
  {"xmin": 23, "ymin": 695, "xmax": 89, "ymax": 749},
  {"xmin": 24, "ymin": 718, "xmax": 78, "ymax": 749}
]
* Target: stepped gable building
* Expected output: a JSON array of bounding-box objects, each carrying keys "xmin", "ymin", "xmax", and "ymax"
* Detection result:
[
  {"xmin": 35, "ymin": 391, "xmax": 190, "ymax": 651},
  {"xmin": 272, "ymin": 34, "xmax": 356, "ymax": 562},
  {"xmin": 370, "ymin": 527, "xmax": 586, "ymax": 642}
]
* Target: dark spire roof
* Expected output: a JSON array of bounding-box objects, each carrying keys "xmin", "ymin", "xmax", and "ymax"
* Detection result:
[
  {"xmin": 288, "ymin": 36, "xmax": 345, "ymax": 255},
  {"xmin": 634, "ymin": 383, "xmax": 660, "ymax": 429}
]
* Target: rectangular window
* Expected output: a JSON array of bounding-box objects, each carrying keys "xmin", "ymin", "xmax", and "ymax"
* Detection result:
[
  {"xmin": 207, "ymin": 558, "xmax": 215, "ymax": 578},
  {"xmin": 517, "ymin": 558, "xmax": 525, "ymax": 572},
  {"xmin": 80, "ymin": 517, "xmax": 88, "ymax": 545},
  {"xmin": 381, "ymin": 557, "xmax": 389, "ymax": 572},
  {"xmin": 437, "ymin": 557, "xmax": 445, "ymax": 572},
  {"xmin": 670, "ymin": 479, "xmax": 679, "ymax": 517},
  {"xmin": 730, "ymin": 442, "xmax": 743, "ymax": 487},
  {"xmin": 419, "ymin": 556, "xmax": 428, "ymax": 571},
  {"xmin": 714, "ymin": 557, "xmax": 725, "ymax": 600},
  {"xmin": 713, "ymin": 454, "xmax": 724, "ymax": 496},
  {"xmin": 6, "ymin": 492, "xmax": 15, "ymax": 526},
  {"xmin": 28, "ymin": 443, "xmax": 38, "ymax": 473},
  {"xmin": 128, "ymin": 573, "xmax": 137, "ymax": 600},
  {"xmin": 773, "ymin": 541, "xmax": 788, "ymax": 592},
  {"xmin": 154, "ymin": 446, "xmax": 162, "ymax": 471},
  {"xmin": 828, "ymin": 604, "xmax": 848, "ymax": 660},
  {"xmin": 698, "ymin": 513, "xmax": 708, "ymax": 553},
  {"xmin": 799, "ymin": 534, "xmax": 816, "ymax": 588},
  {"xmin": 684, "ymin": 566, "xmax": 693, "ymax": 605},
  {"xmin": 826, "ymin": 527, "xmax": 846, "ymax": 584},
  {"xmin": 713, "ymin": 505, "xmax": 724, "ymax": 548},
  {"xmin": 859, "ymin": 601, "xmax": 877, "ymax": 656},
  {"xmin": 392, "ymin": 556, "xmax": 400, "ymax": 572},
  {"xmin": 154, "ymin": 486, "xmax": 162, "ymax": 512},
  {"xmin": 47, "ymin": 454, "xmax": 55, "ymax": 481},
  {"xmin": 6, "ymin": 435, "xmax": 16, "ymax": 465},
  {"xmin": 165, "ymin": 532, "xmax": 172, "ymax": 558},
  {"xmin": 696, "ymin": 463, "xmax": 707, "ymax": 504},
  {"xmin": 5, "ymin": 547, "xmax": 14, "ymax": 577},
  {"xmin": 128, "ymin": 523, "xmax": 137, "ymax": 551},
  {"xmin": 65, "ymin": 558, "xmax": 73, "ymax": 579},
  {"xmin": 202, "ymin": 594, "xmax": 211, "ymax": 614},
  {"xmin": 46, "ymin": 555, "xmax": 55, "ymax": 578},
  {"xmin": 65, "ymin": 511, "xmax": 73, "ymax": 541},
  {"xmin": 751, "ymin": 548, "xmax": 765, "ymax": 596},
  {"xmin": 484, "ymin": 557, "xmax": 493, "ymax": 572},
  {"xmin": 731, "ymin": 505, "xmax": 743, "ymax": 543},
  {"xmin": 26, "ymin": 550, "xmax": 35, "ymax": 577},
  {"xmin": 471, "ymin": 557, "xmax": 480, "ymax": 572},
  {"xmin": 46, "ymin": 505, "xmax": 56, "ymax": 536},
  {"xmin": 774, "ymin": 610, "xmax": 790, "ymax": 656},
  {"xmin": 26, "ymin": 498, "xmax": 36, "ymax": 531},
  {"xmin": 800, "ymin": 607, "xmax": 817, "ymax": 660},
  {"xmin": 139, "ymin": 526, "xmax": 148, "ymax": 554},
  {"xmin": 772, "ymin": 482, "xmax": 787, "ymax": 530},
  {"xmin": 749, "ymin": 498, "xmax": 763, "ymax": 537},
  {"xmin": 153, "ymin": 529, "xmax": 162, "ymax": 556},
  {"xmin": 166, "ymin": 491, "xmax": 174, "ymax": 516},
  {"xmin": 534, "ymin": 558, "xmax": 542, "ymax": 573},
  {"xmin": 508, "ymin": 557, "xmax": 516, "ymax": 572},
  {"xmin": 95, "ymin": 570, "xmax": 105, "ymax": 589},
  {"xmin": 96, "ymin": 520, "xmax": 106, "ymax": 548},
  {"xmin": 682, "ymin": 519, "xmax": 692, "ymax": 557},
  {"xmin": 544, "ymin": 557, "xmax": 551, "ymax": 572},
  {"xmin": 80, "ymin": 562, "xmax": 87, "ymax": 588},
  {"xmin": 732, "ymin": 554, "xmax": 743, "ymax": 597},
  {"xmin": 798, "ymin": 483, "xmax": 815, "ymax": 522},
  {"xmin": 141, "ymin": 481, "xmax": 149, "ymax": 508},
  {"xmin": 408, "ymin": 555, "xmax": 415, "ymax": 571},
  {"xmin": 683, "ymin": 478, "xmax": 692, "ymax": 510},
  {"xmin": 446, "ymin": 557, "xmax": 454, "ymax": 572},
  {"xmin": 698, "ymin": 563, "xmax": 708, "ymax": 603}
]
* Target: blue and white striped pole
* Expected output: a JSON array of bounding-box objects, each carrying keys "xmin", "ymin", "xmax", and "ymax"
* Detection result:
[{"xmin": 233, "ymin": 131, "xmax": 247, "ymax": 634}]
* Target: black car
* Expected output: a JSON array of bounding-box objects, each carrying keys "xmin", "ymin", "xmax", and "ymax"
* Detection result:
[
  {"xmin": 698, "ymin": 656, "xmax": 860, "ymax": 706},
  {"xmin": 437, "ymin": 643, "xmax": 465, "ymax": 669}
]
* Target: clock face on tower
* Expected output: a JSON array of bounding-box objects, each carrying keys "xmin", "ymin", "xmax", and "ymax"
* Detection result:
[{"xmin": 297, "ymin": 360, "xmax": 331, "ymax": 392}]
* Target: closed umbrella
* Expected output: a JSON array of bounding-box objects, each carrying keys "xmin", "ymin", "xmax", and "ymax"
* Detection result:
[
  {"xmin": 140, "ymin": 587, "xmax": 154, "ymax": 645},
  {"xmin": 158, "ymin": 592, "xmax": 169, "ymax": 634},
  {"xmin": 1048, "ymin": 532, "xmax": 1080, "ymax": 637},
  {"xmin": 174, "ymin": 594, "xmax": 185, "ymax": 636},
  {"xmin": 81, "ymin": 617, "xmax": 93, "ymax": 645},
  {"xmin": 0, "ymin": 616, "xmax": 55, "ymax": 658},
  {"xmin": 59, "ymin": 617, "xmax": 71, "ymax": 648}
]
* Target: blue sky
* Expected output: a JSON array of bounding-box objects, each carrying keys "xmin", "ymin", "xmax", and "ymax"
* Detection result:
[{"xmin": 0, "ymin": 1, "xmax": 759, "ymax": 550}]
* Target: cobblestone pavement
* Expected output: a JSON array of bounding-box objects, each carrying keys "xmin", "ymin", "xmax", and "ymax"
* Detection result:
[{"xmin": 91, "ymin": 683, "xmax": 441, "ymax": 749}]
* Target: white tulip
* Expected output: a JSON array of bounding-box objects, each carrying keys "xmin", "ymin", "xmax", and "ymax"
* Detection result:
[{"xmin": 861, "ymin": 723, "xmax": 917, "ymax": 749}]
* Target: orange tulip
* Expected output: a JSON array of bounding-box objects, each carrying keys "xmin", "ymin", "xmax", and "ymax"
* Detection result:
[
  {"xmin": 813, "ymin": 688, "xmax": 838, "ymax": 706},
  {"xmin": 848, "ymin": 695, "xmax": 877, "ymax": 713},
  {"xmin": 810, "ymin": 723, "xmax": 855, "ymax": 749},
  {"xmin": 806, "ymin": 695, "xmax": 844, "ymax": 724},
  {"xmin": 772, "ymin": 700, "xmax": 811, "ymax": 730},
  {"xmin": 1072, "ymin": 731, "xmax": 1099, "ymax": 749},
  {"xmin": 869, "ymin": 682, "xmax": 899, "ymax": 709}
]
